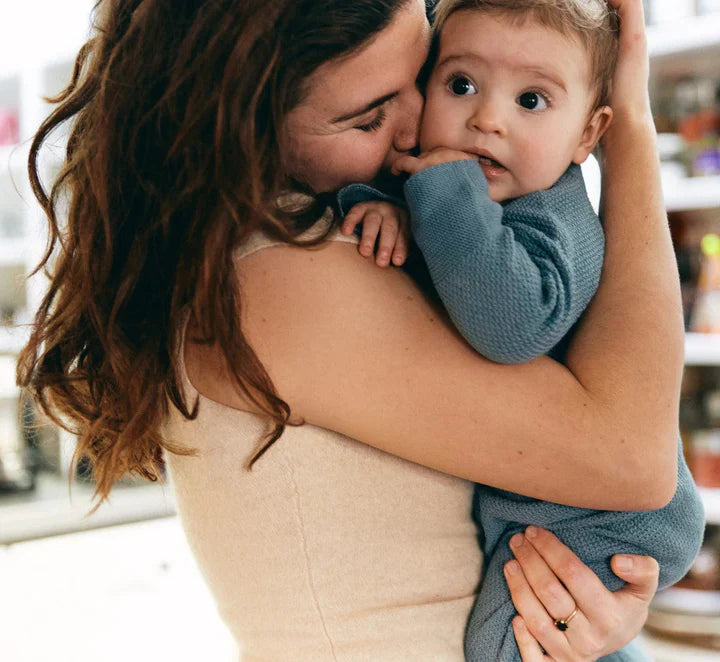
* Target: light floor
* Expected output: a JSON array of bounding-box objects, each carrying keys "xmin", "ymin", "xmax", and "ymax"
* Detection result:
[{"xmin": 1, "ymin": 515, "xmax": 719, "ymax": 662}]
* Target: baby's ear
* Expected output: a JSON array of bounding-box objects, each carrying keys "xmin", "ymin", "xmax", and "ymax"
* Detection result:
[{"xmin": 572, "ymin": 106, "xmax": 613, "ymax": 165}]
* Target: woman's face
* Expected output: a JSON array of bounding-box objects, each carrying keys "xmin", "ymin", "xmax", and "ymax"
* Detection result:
[{"xmin": 282, "ymin": 0, "xmax": 431, "ymax": 193}]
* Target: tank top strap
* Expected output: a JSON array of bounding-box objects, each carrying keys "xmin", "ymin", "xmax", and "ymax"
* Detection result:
[{"xmin": 234, "ymin": 207, "xmax": 359, "ymax": 261}]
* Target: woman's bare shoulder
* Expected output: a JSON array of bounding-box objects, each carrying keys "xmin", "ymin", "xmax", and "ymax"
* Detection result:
[{"xmin": 186, "ymin": 239, "xmax": 659, "ymax": 509}]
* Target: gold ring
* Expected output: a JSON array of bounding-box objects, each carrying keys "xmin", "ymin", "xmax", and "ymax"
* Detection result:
[{"xmin": 553, "ymin": 607, "xmax": 578, "ymax": 632}]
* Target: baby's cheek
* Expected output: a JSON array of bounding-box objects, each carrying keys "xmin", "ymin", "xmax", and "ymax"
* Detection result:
[
  {"xmin": 419, "ymin": 96, "xmax": 451, "ymax": 151},
  {"xmin": 517, "ymin": 140, "xmax": 567, "ymax": 191}
]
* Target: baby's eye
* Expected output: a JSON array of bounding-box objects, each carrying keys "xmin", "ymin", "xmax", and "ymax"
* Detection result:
[
  {"xmin": 449, "ymin": 76, "xmax": 477, "ymax": 96},
  {"xmin": 517, "ymin": 92, "xmax": 549, "ymax": 111}
]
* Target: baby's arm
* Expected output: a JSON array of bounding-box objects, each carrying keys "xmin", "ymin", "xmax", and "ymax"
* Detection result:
[
  {"xmin": 336, "ymin": 186, "xmax": 410, "ymax": 268},
  {"xmin": 403, "ymin": 157, "xmax": 605, "ymax": 363},
  {"xmin": 336, "ymin": 149, "xmax": 478, "ymax": 269}
]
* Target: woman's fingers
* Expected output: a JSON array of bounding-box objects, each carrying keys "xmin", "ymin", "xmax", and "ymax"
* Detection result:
[
  {"xmin": 607, "ymin": 0, "xmax": 646, "ymax": 37},
  {"xmin": 504, "ymin": 559, "xmax": 580, "ymax": 660},
  {"xmin": 519, "ymin": 527, "xmax": 612, "ymax": 621},
  {"xmin": 611, "ymin": 554, "xmax": 660, "ymax": 602},
  {"xmin": 604, "ymin": 0, "xmax": 650, "ymax": 119},
  {"xmin": 513, "ymin": 616, "xmax": 551, "ymax": 662},
  {"xmin": 510, "ymin": 530, "xmax": 661, "ymax": 659},
  {"xmin": 509, "ymin": 532, "xmax": 577, "ymax": 621},
  {"xmin": 509, "ymin": 534, "xmax": 603, "ymax": 660}
]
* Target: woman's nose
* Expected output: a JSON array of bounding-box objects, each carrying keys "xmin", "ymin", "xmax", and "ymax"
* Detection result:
[
  {"xmin": 393, "ymin": 86, "xmax": 424, "ymax": 153},
  {"xmin": 468, "ymin": 99, "xmax": 506, "ymax": 136}
]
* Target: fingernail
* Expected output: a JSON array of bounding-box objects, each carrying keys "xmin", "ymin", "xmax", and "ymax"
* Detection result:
[
  {"xmin": 510, "ymin": 533, "xmax": 524, "ymax": 549},
  {"xmin": 526, "ymin": 526, "xmax": 539, "ymax": 539},
  {"xmin": 616, "ymin": 555, "xmax": 633, "ymax": 571},
  {"xmin": 505, "ymin": 560, "xmax": 520, "ymax": 576},
  {"xmin": 514, "ymin": 617, "xmax": 525, "ymax": 630}
]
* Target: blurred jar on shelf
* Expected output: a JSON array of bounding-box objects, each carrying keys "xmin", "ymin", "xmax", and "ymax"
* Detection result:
[
  {"xmin": 669, "ymin": 213, "xmax": 720, "ymax": 329},
  {"xmin": 652, "ymin": 77, "xmax": 720, "ymax": 177},
  {"xmin": 678, "ymin": 79, "xmax": 720, "ymax": 177},
  {"xmin": 690, "ymin": 233, "xmax": 720, "ymax": 334},
  {"xmin": 687, "ymin": 380, "xmax": 720, "ymax": 488}
]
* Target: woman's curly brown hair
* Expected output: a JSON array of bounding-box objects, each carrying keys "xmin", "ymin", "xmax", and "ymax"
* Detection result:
[{"xmin": 17, "ymin": 0, "xmax": 411, "ymax": 512}]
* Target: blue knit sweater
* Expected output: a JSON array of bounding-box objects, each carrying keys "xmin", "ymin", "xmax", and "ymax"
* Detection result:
[{"xmin": 338, "ymin": 160, "xmax": 705, "ymax": 662}]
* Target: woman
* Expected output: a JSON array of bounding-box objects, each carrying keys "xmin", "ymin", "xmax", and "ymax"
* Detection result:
[{"xmin": 19, "ymin": 0, "xmax": 677, "ymax": 659}]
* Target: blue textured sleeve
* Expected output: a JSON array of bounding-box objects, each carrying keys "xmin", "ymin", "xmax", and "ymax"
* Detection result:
[
  {"xmin": 335, "ymin": 183, "xmax": 406, "ymax": 218},
  {"xmin": 404, "ymin": 159, "xmax": 605, "ymax": 363}
]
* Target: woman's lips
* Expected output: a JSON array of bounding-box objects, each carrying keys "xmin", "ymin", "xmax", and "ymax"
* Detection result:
[{"xmin": 477, "ymin": 155, "xmax": 507, "ymax": 178}]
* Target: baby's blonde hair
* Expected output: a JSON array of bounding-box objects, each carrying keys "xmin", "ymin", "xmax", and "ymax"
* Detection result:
[{"xmin": 432, "ymin": 0, "xmax": 619, "ymax": 108}]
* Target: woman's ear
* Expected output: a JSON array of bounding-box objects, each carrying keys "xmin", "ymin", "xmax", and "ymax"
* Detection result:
[{"xmin": 572, "ymin": 106, "xmax": 613, "ymax": 164}]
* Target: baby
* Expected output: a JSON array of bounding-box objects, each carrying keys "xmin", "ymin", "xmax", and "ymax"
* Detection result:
[{"xmin": 337, "ymin": 1, "xmax": 705, "ymax": 660}]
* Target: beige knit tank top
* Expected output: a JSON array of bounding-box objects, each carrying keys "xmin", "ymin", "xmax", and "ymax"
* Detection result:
[{"xmin": 162, "ymin": 219, "xmax": 482, "ymax": 661}]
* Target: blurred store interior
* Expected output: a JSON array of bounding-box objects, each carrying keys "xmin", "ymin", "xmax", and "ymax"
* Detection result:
[{"xmin": 2, "ymin": 0, "xmax": 720, "ymax": 660}]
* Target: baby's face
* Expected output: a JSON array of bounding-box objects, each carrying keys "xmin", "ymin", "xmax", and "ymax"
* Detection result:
[{"xmin": 421, "ymin": 11, "xmax": 601, "ymax": 202}]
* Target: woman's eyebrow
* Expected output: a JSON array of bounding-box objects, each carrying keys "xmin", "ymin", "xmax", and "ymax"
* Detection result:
[{"xmin": 331, "ymin": 92, "xmax": 398, "ymax": 123}]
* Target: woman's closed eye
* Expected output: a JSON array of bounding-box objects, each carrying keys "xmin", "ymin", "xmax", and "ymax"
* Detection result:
[
  {"xmin": 517, "ymin": 90, "xmax": 550, "ymax": 111},
  {"xmin": 356, "ymin": 107, "xmax": 387, "ymax": 132}
]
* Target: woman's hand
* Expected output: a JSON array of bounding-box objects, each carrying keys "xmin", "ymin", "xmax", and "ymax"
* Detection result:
[
  {"xmin": 505, "ymin": 527, "xmax": 658, "ymax": 661},
  {"xmin": 605, "ymin": 0, "xmax": 652, "ymax": 125}
]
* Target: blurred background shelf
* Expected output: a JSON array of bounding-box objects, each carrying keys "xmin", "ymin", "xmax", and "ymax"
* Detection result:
[
  {"xmin": 648, "ymin": 13, "xmax": 720, "ymax": 56},
  {"xmin": 699, "ymin": 487, "xmax": 720, "ymax": 526},
  {"xmin": 664, "ymin": 176, "xmax": 720, "ymax": 212},
  {"xmin": 0, "ymin": 471, "xmax": 176, "ymax": 545},
  {"xmin": 0, "ymin": 324, "xmax": 30, "ymax": 355},
  {"xmin": 686, "ymin": 333, "xmax": 720, "ymax": 366}
]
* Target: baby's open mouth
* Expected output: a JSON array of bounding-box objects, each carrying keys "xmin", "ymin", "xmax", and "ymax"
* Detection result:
[
  {"xmin": 477, "ymin": 155, "xmax": 507, "ymax": 174},
  {"xmin": 478, "ymin": 155, "xmax": 505, "ymax": 169}
]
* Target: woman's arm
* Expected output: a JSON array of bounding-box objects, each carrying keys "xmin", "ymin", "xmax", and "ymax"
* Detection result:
[
  {"xmin": 189, "ymin": 0, "xmax": 677, "ymax": 511},
  {"xmin": 561, "ymin": 0, "xmax": 682, "ymax": 500}
]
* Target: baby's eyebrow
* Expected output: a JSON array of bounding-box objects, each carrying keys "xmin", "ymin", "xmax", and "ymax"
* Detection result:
[
  {"xmin": 522, "ymin": 66, "xmax": 567, "ymax": 93},
  {"xmin": 331, "ymin": 92, "xmax": 398, "ymax": 124},
  {"xmin": 436, "ymin": 53, "xmax": 568, "ymax": 94}
]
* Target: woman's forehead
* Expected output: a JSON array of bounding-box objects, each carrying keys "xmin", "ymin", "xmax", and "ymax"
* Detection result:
[{"xmin": 299, "ymin": 0, "xmax": 430, "ymax": 120}]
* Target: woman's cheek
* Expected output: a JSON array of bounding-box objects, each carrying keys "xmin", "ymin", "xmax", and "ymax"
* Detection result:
[{"xmin": 337, "ymin": 136, "xmax": 392, "ymax": 184}]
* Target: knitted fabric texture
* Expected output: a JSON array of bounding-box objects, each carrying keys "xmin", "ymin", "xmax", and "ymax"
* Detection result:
[
  {"xmin": 405, "ymin": 160, "xmax": 604, "ymax": 363},
  {"xmin": 467, "ymin": 440, "xmax": 702, "ymax": 661},
  {"xmin": 337, "ymin": 160, "xmax": 705, "ymax": 661}
]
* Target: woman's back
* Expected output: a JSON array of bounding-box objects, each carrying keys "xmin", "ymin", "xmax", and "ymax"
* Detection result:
[{"xmin": 162, "ymin": 231, "xmax": 482, "ymax": 661}]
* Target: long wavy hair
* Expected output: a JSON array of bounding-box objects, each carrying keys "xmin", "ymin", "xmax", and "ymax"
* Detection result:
[{"xmin": 17, "ymin": 0, "xmax": 411, "ymax": 511}]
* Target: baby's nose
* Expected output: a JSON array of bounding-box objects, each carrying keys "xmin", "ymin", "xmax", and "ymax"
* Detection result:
[{"xmin": 468, "ymin": 101, "xmax": 507, "ymax": 136}]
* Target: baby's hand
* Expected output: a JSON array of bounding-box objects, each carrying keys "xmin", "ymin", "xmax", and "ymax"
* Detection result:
[
  {"xmin": 392, "ymin": 147, "xmax": 478, "ymax": 176},
  {"xmin": 340, "ymin": 201, "xmax": 409, "ymax": 267}
]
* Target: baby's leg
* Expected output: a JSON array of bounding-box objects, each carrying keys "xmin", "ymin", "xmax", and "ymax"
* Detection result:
[{"xmin": 464, "ymin": 438, "xmax": 704, "ymax": 662}]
